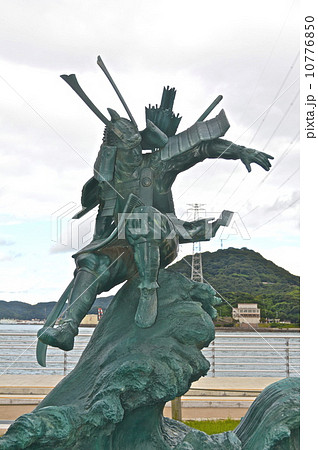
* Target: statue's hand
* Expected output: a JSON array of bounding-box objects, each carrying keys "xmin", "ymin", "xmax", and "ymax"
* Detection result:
[{"xmin": 240, "ymin": 148, "xmax": 274, "ymax": 172}]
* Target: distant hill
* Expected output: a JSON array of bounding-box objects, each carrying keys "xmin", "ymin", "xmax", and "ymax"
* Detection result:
[
  {"xmin": 169, "ymin": 247, "xmax": 300, "ymax": 323},
  {"xmin": 87, "ymin": 297, "xmax": 113, "ymax": 314},
  {"xmin": 0, "ymin": 296, "xmax": 113, "ymax": 321},
  {"xmin": 0, "ymin": 248, "xmax": 299, "ymax": 323}
]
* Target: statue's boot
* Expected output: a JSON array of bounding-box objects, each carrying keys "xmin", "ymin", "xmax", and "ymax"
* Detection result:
[
  {"xmin": 133, "ymin": 241, "xmax": 160, "ymax": 328},
  {"xmin": 37, "ymin": 319, "xmax": 78, "ymax": 351},
  {"xmin": 135, "ymin": 287, "xmax": 158, "ymax": 328},
  {"xmin": 38, "ymin": 270, "xmax": 99, "ymax": 351}
]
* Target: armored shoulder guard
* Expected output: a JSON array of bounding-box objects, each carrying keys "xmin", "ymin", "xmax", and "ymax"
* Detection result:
[
  {"xmin": 72, "ymin": 177, "xmax": 99, "ymax": 219},
  {"xmin": 160, "ymin": 109, "xmax": 230, "ymax": 161},
  {"xmin": 94, "ymin": 145, "xmax": 117, "ymax": 182}
]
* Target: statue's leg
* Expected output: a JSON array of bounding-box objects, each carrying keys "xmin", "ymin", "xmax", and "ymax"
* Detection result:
[
  {"xmin": 132, "ymin": 239, "xmax": 160, "ymax": 328},
  {"xmin": 126, "ymin": 206, "xmax": 178, "ymax": 328},
  {"xmin": 62, "ymin": 256, "xmax": 102, "ymax": 326},
  {"xmin": 38, "ymin": 247, "xmax": 136, "ymax": 351}
]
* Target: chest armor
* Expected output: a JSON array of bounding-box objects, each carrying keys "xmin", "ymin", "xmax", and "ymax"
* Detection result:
[
  {"xmin": 100, "ymin": 167, "xmax": 175, "ymax": 217},
  {"xmin": 99, "ymin": 166, "xmax": 156, "ymax": 216}
]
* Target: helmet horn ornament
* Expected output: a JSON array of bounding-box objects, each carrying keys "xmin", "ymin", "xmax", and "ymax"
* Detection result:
[
  {"xmin": 60, "ymin": 74, "xmax": 111, "ymax": 127},
  {"xmin": 97, "ymin": 55, "xmax": 138, "ymax": 129}
]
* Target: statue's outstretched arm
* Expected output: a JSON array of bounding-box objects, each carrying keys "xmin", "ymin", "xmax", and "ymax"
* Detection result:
[
  {"xmin": 160, "ymin": 138, "xmax": 273, "ymax": 187},
  {"xmin": 202, "ymin": 138, "xmax": 274, "ymax": 172}
]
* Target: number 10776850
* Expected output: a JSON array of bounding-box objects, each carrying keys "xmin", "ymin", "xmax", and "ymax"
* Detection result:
[{"xmin": 305, "ymin": 17, "xmax": 315, "ymax": 78}]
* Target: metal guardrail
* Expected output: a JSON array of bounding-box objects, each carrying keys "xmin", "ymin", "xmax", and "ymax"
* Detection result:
[
  {"xmin": 203, "ymin": 334, "xmax": 300, "ymax": 378},
  {"xmin": 0, "ymin": 332, "xmax": 300, "ymax": 377}
]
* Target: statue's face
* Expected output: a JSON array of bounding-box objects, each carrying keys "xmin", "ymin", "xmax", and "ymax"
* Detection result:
[{"xmin": 111, "ymin": 118, "xmax": 142, "ymax": 150}]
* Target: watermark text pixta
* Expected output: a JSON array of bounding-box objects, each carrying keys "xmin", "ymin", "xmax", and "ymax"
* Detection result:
[
  {"xmin": 51, "ymin": 207, "xmax": 249, "ymax": 251},
  {"xmin": 304, "ymin": 15, "xmax": 316, "ymax": 138}
]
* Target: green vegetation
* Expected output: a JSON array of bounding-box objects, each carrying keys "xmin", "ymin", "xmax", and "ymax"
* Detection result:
[
  {"xmin": 1, "ymin": 248, "xmax": 300, "ymax": 324},
  {"xmin": 0, "ymin": 301, "xmax": 57, "ymax": 321},
  {"xmin": 0, "ymin": 297, "xmax": 113, "ymax": 321},
  {"xmin": 170, "ymin": 248, "xmax": 300, "ymax": 324},
  {"xmin": 268, "ymin": 322, "xmax": 299, "ymax": 329},
  {"xmin": 183, "ymin": 418, "xmax": 240, "ymax": 434}
]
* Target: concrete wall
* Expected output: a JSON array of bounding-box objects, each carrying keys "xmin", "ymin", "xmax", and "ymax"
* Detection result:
[{"xmin": 80, "ymin": 314, "xmax": 98, "ymax": 326}]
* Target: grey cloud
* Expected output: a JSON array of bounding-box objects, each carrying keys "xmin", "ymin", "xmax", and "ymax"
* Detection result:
[
  {"xmin": 267, "ymin": 190, "xmax": 300, "ymax": 213},
  {"xmin": 242, "ymin": 190, "xmax": 300, "ymax": 230},
  {"xmin": 0, "ymin": 0, "xmax": 301, "ymax": 301},
  {"xmin": 0, "ymin": 251, "xmax": 22, "ymax": 261},
  {"xmin": 0, "ymin": 238, "xmax": 15, "ymax": 246},
  {"xmin": 0, "ymin": 289, "xmax": 28, "ymax": 294},
  {"xmin": 49, "ymin": 244, "xmax": 74, "ymax": 254}
]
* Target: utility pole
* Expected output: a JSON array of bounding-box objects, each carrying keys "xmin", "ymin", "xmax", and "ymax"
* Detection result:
[
  {"xmin": 187, "ymin": 203, "xmax": 206, "ymax": 283},
  {"xmin": 171, "ymin": 204, "xmax": 207, "ymax": 422}
]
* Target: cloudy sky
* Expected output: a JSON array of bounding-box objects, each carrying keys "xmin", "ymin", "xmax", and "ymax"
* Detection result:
[{"xmin": 0, "ymin": 0, "xmax": 302, "ymax": 304}]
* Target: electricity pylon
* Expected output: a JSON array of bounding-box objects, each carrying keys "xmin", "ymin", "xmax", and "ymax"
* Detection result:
[{"xmin": 187, "ymin": 203, "xmax": 206, "ymax": 283}]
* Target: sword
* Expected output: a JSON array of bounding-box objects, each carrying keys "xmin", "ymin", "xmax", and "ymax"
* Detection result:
[{"xmin": 36, "ymin": 280, "xmax": 74, "ymax": 367}]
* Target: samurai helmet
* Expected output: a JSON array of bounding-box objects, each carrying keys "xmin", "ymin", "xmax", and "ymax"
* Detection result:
[{"xmin": 103, "ymin": 108, "xmax": 142, "ymax": 150}]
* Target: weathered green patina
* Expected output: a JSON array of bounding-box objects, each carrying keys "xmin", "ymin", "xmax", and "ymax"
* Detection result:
[
  {"xmin": 0, "ymin": 59, "xmax": 299, "ymax": 449},
  {"xmin": 1, "ymin": 271, "xmax": 222, "ymax": 448},
  {"xmin": 0, "ymin": 271, "xmax": 300, "ymax": 449},
  {"xmin": 35, "ymin": 57, "xmax": 273, "ymax": 356}
]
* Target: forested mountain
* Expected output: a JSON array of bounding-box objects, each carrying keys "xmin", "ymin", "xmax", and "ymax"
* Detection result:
[
  {"xmin": 169, "ymin": 247, "xmax": 300, "ymax": 323},
  {"xmin": 1, "ymin": 248, "xmax": 299, "ymax": 323},
  {"xmin": 0, "ymin": 296, "xmax": 113, "ymax": 321}
]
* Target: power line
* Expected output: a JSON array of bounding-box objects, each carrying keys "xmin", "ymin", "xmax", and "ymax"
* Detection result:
[
  {"xmin": 262, "ymin": 89, "xmax": 299, "ymax": 151},
  {"xmin": 187, "ymin": 204, "xmax": 206, "ymax": 283},
  {"xmin": 242, "ymin": 166, "xmax": 299, "ymax": 219},
  {"xmin": 237, "ymin": 131, "xmax": 299, "ymax": 212},
  {"xmin": 180, "ymin": 255, "xmax": 300, "ymax": 375},
  {"xmin": 222, "ymin": 172, "xmax": 249, "ymax": 207},
  {"xmin": 212, "ymin": 161, "xmax": 241, "ymax": 206},
  {"xmin": 200, "ymin": 63, "xmax": 299, "ymax": 209},
  {"xmin": 0, "ymin": 73, "xmax": 125, "ymax": 200},
  {"xmin": 217, "ymin": 109, "xmax": 299, "ymax": 213},
  {"xmin": 218, "ymin": 9, "xmax": 299, "ymax": 205},
  {"xmin": 212, "ymin": 89, "xmax": 299, "ymax": 210},
  {"xmin": 188, "ymin": 77, "xmax": 299, "ymax": 211},
  {"xmin": 276, "ymin": 167, "xmax": 299, "ymax": 190},
  {"xmin": 242, "ymin": 204, "xmax": 259, "ymax": 219},
  {"xmin": 249, "ymin": 51, "xmax": 300, "ymax": 146},
  {"xmin": 177, "ymin": 77, "xmax": 298, "ymax": 202},
  {"xmin": 252, "ymin": 197, "xmax": 299, "ymax": 232},
  {"xmin": 211, "ymin": 53, "xmax": 299, "ymax": 207},
  {"xmin": 239, "ymin": 0, "xmax": 298, "ymax": 122}
]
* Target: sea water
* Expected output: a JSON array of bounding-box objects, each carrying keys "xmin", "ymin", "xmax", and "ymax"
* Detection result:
[{"xmin": 0, "ymin": 324, "xmax": 299, "ymax": 377}]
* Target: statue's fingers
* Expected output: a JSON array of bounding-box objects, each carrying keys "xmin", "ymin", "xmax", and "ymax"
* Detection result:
[
  {"xmin": 263, "ymin": 156, "xmax": 273, "ymax": 169},
  {"xmin": 262, "ymin": 152, "xmax": 274, "ymax": 160},
  {"xmin": 261, "ymin": 156, "xmax": 272, "ymax": 169},
  {"xmin": 258, "ymin": 160, "xmax": 271, "ymax": 171},
  {"xmin": 243, "ymin": 160, "xmax": 252, "ymax": 172},
  {"xmin": 253, "ymin": 154, "xmax": 272, "ymax": 170}
]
